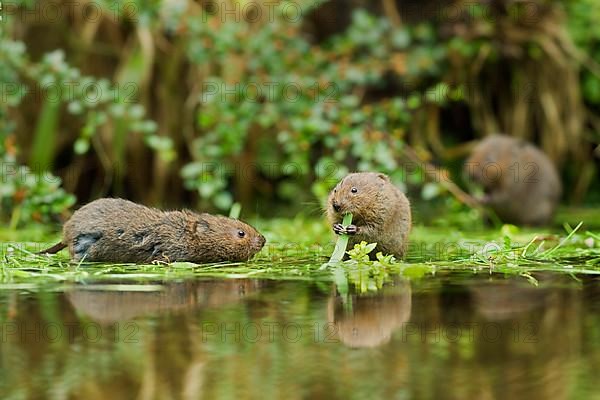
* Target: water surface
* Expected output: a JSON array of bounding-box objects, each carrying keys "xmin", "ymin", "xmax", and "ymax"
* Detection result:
[{"xmin": 1, "ymin": 272, "xmax": 599, "ymax": 399}]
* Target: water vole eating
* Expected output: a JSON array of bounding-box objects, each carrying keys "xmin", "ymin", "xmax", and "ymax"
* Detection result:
[
  {"xmin": 41, "ymin": 198, "xmax": 266, "ymax": 264},
  {"xmin": 464, "ymin": 134, "xmax": 562, "ymax": 226},
  {"xmin": 326, "ymin": 172, "xmax": 412, "ymax": 259}
]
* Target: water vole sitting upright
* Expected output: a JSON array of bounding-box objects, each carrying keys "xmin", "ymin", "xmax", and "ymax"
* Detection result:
[
  {"xmin": 41, "ymin": 198, "xmax": 265, "ymax": 264},
  {"xmin": 327, "ymin": 172, "xmax": 412, "ymax": 259},
  {"xmin": 464, "ymin": 135, "xmax": 562, "ymax": 226}
]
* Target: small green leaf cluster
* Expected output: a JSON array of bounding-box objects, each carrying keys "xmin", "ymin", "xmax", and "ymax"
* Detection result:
[
  {"xmin": 0, "ymin": 151, "xmax": 75, "ymax": 228},
  {"xmin": 339, "ymin": 241, "xmax": 398, "ymax": 292}
]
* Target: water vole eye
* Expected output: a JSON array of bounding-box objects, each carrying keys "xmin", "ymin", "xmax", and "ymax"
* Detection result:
[
  {"xmin": 351, "ymin": 187, "xmax": 358, "ymax": 193},
  {"xmin": 237, "ymin": 230, "xmax": 246, "ymax": 238}
]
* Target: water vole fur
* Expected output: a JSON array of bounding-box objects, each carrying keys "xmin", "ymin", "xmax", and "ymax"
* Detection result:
[
  {"xmin": 327, "ymin": 172, "xmax": 412, "ymax": 259},
  {"xmin": 41, "ymin": 198, "xmax": 266, "ymax": 264},
  {"xmin": 464, "ymin": 135, "xmax": 562, "ymax": 226}
]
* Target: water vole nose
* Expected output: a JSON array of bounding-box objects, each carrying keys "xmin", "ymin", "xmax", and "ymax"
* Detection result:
[{"xmin": 332, "ymin": 201, "xmax": 341, "ymax": 212}]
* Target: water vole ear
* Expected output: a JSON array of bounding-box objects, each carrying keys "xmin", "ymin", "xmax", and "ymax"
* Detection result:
[
  {"xmin": 195, "ymin": 219, "xmax": 211, "ymax": 234},
  {"xmin": 377, "ymin": 173, "xmax": 390, "ymax": 182}
]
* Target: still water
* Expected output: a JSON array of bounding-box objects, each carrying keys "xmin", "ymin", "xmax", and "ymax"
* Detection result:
[{"xmin": 1, "ymin": 273, "xmax": 599, "ymax": 400}]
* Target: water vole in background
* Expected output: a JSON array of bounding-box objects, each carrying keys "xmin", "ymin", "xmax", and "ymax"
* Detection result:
[
  {"xmin": 464, "ymin": 135, "xmax": 562, "ymax": 226},
  {"xmin": 327, "ymin": 172, "xmax": 412, "ymax": 259},
  {"xmin": 41, "ymin": 198, "xmax": 265, "ymax": 264}
]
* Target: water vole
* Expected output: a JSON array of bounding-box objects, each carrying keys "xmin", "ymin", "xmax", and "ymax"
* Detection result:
[
  {"xmin": 464, "ymin": 135, "xmax": 562, "ymax": 225},
  {"xmin": 327, "ymin": 172, "xmax": 412, "ymax": 259},
  {"xmin": 41, "ymin": 198, "xmax": 265, "ymax": 264}
]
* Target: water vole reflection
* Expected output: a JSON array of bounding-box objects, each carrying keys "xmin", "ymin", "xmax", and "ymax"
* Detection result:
[
  {"xmin": 66, "ymin": 280, "xmax": 262, "ymax": 324},
  {"xmin": 328, "ymin": 279, "xmax": 412, "ymax": 348},
  {"xmin": 61, "ymin": 280, "xmax": 264, "ymax": 398},
  {"xmin": 470, "ymin": 275, "xmax": 555, "ymax": 321}
]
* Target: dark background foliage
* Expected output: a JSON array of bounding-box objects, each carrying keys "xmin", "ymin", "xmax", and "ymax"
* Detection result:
[{"xmin": 1, "ymin": 0, "xmax": 599, "ymax": 226}]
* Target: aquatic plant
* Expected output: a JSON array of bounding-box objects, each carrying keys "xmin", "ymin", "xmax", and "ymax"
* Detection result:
[
  {"xmin": 0, "ymin": 141, "xmax": 75, "ymax": 228},
  {"xmin": 328, "ymin": 213, "xmax": 353, "ymax": 264}
]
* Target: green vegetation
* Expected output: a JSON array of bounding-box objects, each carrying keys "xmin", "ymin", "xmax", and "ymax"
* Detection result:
[
  {"xmin": 327, "ymin": 213, "xmax": 353, "ymax": 263},
  {"xmin": 1, "ymin": 0, "xmax": 598, "ymax": 212},
  {"xmin": 0, "ymin": 1, "xmax": 599, "ymax": 287},
  {"xmin": 1, "ymin": 216, "xmax": 599, "ymax": 292},
  {"xmin": 0, "ymin": 141, "xmax": 75, "ymax": 228}
]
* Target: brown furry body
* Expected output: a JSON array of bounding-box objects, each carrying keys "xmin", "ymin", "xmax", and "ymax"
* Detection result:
[
  {"xmin": 327, "ymin": 172, "xmax": 412, "ymax": 259},
  {"xmin": 42, "ymin": 198, "xmax": 265, "ymax": 264},
  {"xmin": 465, "ymin": 135, "xmax": 562, "ymax": 226}
]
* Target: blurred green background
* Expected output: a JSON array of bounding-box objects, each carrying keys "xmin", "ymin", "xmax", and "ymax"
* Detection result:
[{"xmin": 1, "ymin": 0, "xmax": 599, "ymax": 227}]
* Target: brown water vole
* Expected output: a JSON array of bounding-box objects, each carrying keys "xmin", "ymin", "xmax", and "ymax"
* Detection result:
[
  {"xmin": 41, "ymin": 198, "xmax": 265, "ymax": 264},
  {"xmin": 327, "ymin": 172, "xmax": 412, "ymax": 259},
  {"xmin": 464, "ymin": 135, "xmax": 562, "ymax": 226}
]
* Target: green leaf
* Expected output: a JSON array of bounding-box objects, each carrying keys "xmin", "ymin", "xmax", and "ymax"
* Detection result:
[
  {"xmin": 364, "ymin": 242, "xmax": 377, "ymax": 254},
  {"xmin": 328, "ymin": 213, "xmax": 353, "ymax": 264},
  {"xmin": 229, "ymin": 202, "xmax": 242, "ymax": 219},
  {"xmin": 74, "ymin": 138, "xmax": 90, "ymax": 155},
  {"xmin": 30, "ymin": 97, "xmax": 60, "ymax": 171}
]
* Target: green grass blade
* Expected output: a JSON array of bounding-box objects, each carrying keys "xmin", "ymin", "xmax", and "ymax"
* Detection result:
[
  {"xmin": 31, "ymin": 97, "xmax": 60, "ymax": 171},
  {"xmin": 229, "ymin": 203, "xmax": 242, "ymax": 219},
  {"xmin": 542, "ymin": 221, "xmax": 583, "ymax": 258}
]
